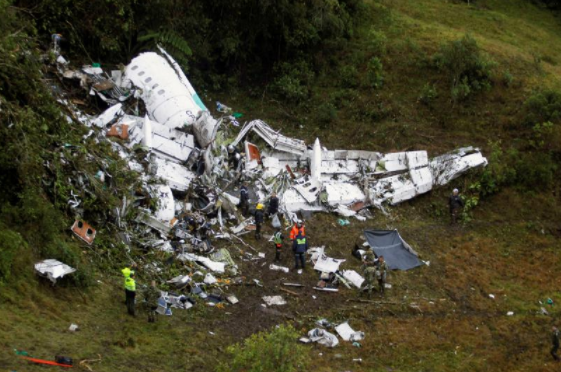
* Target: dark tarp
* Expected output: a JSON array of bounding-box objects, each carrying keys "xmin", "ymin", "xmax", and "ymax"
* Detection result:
[{"xmin": 363, "ymin": 229, "xmax": 422, "ymax": 270}]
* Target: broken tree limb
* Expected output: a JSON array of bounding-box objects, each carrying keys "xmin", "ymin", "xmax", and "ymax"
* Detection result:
[
  {"xmin": 230, "ymin": 234, "xmax": 258, "ymax": 252},
  {"xmin": 280, "ymin": 287, "xmax": 300, "ymax": 297}
]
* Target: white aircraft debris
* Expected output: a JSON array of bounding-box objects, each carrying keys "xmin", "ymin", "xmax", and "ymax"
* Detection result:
[{"xmin": 35, "ymin": 259, "xmax": 76, "ymax": 283}]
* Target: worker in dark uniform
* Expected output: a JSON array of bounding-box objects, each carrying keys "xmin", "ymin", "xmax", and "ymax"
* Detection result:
[
  {"xmin": 292, "ymin": 232, "xmax": 308, "ymax": 274},
  {"xmin": 125, "ymin": 272, "xmax": 136, "ymax": 316},
  {"xmin": 238, "ymin": 183, "xmax": 249, "ymax": 217},
  {"xmin": 272, "ymin": 229, "xmax": 284, "ymax": 262},
  {"xmin": 361, "ymin": 247, "xmax": 377, "ymax": 298},
  {"xmin": 552, "ymin": 326, "xmax": 560, "ymax": 361},
  {"xmin": 254, "ymin": 203, "xmax": 264, "ymax": 240},
  {"xmin": 144, "ymin": 280, "xmax": 160, "ymax": 323},
  {"xmin": 227, "ymin": 145, "xmax": 242, "ymax": 171},
  {"xmin": 267, "ymin": 192, "xmax": 279, "ymax": 218},
  {"xmin": 376, "ymin": 255, "xmax": 388, "ymax": 295},
  {"xmin": 449, "ymin": 188, "xmax": 464, "ymax": 224}
]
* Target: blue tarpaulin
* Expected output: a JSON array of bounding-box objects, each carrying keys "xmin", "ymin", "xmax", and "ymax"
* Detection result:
[{"xmin": 363, "ymin": 229, "xmax": 422, "ymax": 270}]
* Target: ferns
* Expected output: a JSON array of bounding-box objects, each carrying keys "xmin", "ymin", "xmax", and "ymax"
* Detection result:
[{"xmin": 138, "ymin": 29, "xmax": 192, "ymax": 69}]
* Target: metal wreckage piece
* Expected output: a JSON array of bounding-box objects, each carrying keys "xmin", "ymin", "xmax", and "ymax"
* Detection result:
[{"xmin": 53, "ymin": 46, "xmax": 487, "ymax": 291}]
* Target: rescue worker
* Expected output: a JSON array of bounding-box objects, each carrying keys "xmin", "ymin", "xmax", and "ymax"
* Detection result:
[
  {"xmin": 255, "ymin": 203, "xmax": 265, "ymax": 240},
  {"xmin": 272, "ymin": 229, "xmax": 284, "ymax": 262},
  {"xmin": 267, "ymin": 192, "xmax": 279, "ymax": 218},
  {"xmin": 238, "ymin": 183, "xmax": 249, "ymax": 217},
  {"xmin": 376, "ymin": 256, "xmax": 388, "ymax": 295},
  {"xmin": 227, "ymin": 145, "xmax": 242, "ymax": 171},
  {"xmin": 449, "ymin": 188, "xmax": 464, "ymax": 224},
  {"xmin": 292, "ymin": 232, "xmax": 308, "ymax": 274},
  {"xmin": 144, "ymin": 280, "xmax": 160, "ymax": 323},
  {"xmin": 289, "ymin": 221, "xmax": 305, "ymax": 241},
  {"xmin": 361, "ymin": 247, "xmax": 377, "ymax": 298},
  {"xmin": 125, "ymin": 272, "xmax": 136, "ymax": 316},
  {"xmin": 552, "ymin": 326, "xmax": 560, "ymax": 361},
  {"xmin": 121, "ymin": 263, "xmax": 137, "ymax": 303}
]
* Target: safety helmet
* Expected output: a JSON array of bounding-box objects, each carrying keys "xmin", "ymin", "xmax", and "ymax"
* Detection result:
[
  {"xmin": 256, "ymin": 203, "xmax": 264, "ymax": 210},
  {"xmin": 227, "ymin": 145, "xmax": 235, "ymax": 153},
  {"xmin": 297, "ymin": 221, "xmax": 303, "ymax": 228}
]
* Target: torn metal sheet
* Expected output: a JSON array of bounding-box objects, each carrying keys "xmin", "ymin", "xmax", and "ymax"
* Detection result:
[
  {"xmin": 262, "ymin": 295, "xmax": 287, "ymax": 306},
  {"xmin": 307, "ymin": 328, "xmax": 339, "ymax": 348},
  {"xmin": 245, "ymin": 141, "xmax": 261, "ymax": 170},
  {"xmin": 35, "ymin": 259, "xmax": 76, "ymax": 283},
  {"xmin": 314, "ymin": 255, "xmax": 345, "ymax": 273},
  {"xmin": 124, "ymin": 52, "xmax": 205, "ymax": 128},
  {"xmin": 430, "ymin": 147, "xmax": 488, "ymax": 186},
  {"xmin": 152, "ymin": 157, "xmax": 195, "ymax": 192},
  {"xmin": 282, "ymin": 188, "xmax": 325, "ymax": 213},
  {"xmin": 341, "ymin": 270, "xmax": 364, "ymax": 288},
  {"xmin": 106, "ymin": 123, "xmax": 129, "ymax": 140},
  {"xmin": 335, "ymin": 322, "xmax": 364, "ymax": 342},
  {"xmin": 294, "ymin": 176, "xmax": 322, "ymax": 204},
  {"xmin": 233, "ymin": 120, "xmax": 307, "ymax": 156},
  {"xmin": 92, "ymin": 103, "xmax": 122, "ymax": 128},
  {"xmin": 177, "ymin": 253, "xmax": 226, "ymax": 273},
  {"xmin": 269, "ymin": 264, "xmax": 290, "ymax": 273},
  {"xmin": 153, "ymin": 185, "xmax": 175, "ymax": 223},
  {"xmin": 324, "ymin": 183, "xmax": 366, "ymax": 207},
  {"xmin": 192, "ymin": 111, "xmax": 220, "ymax": 148},
  {"xmin": 71, "ymin": 220, "xmax": 96, "ymax": 245}
]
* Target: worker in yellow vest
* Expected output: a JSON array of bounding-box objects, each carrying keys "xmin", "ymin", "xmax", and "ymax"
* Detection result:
[
  {"xmin": 125, "ymin": 272, "xmax": 136, "ymax": 316},
  {"xmin": 121, "ymin": 263, "xmax": 137, "ymax": 304}
]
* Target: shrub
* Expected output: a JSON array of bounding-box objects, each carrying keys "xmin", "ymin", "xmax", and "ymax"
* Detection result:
[
  {"xmin": 272, "ymin": 61, "xmax": 315, "ymax": 103},
  {"xmin": 418, "ymin": 83, "xmax": 438, "ymax": 105},
  {"xmin": 0, "ymin": 228, "xmax": 27, "ymax": 283},
  {"xmin": 339, "ymin": 64, "xmax": 360, "ymax": 88},
  {"xmin": 523, "ymin": 90, "xmax": 561, "ymax": 126},
  {"xmin": 317, "ymin": 101, "xmax": 338, "ymax": 126},
  {"xmin": 217, "ymin": 325, "xmax": 308, "ymax": 372},
  {"xmin": 433, "ymin": 34, "xmax": 495, "ymax": 102},
  {"xmin": 478, "ymin": 140, "xmax": 516, "ymax": 196},
  {"xmin": 366, "ymin": 57, "xmax": 384, "ymax": 89},
  {"xmin": 368, "ymin": 29, "xmax": 387, "ymax": 56}
]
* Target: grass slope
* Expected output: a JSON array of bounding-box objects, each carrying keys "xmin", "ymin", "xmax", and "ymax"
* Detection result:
[{"xmin": 2, "ymin": 0, "xmax": 561, "ymax": 371}]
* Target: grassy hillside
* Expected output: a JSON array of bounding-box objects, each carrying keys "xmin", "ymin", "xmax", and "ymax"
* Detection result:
[{"xmin": 1, "ymin": 0, "xmax": 561, "ymax": 371}]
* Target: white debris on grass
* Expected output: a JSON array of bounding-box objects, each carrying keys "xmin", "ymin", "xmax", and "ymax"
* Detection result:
[
  {"xmin": 34, "ymin": 259, "xmax": 76, "ymax": 283},
  {"xmin": 262, "ymin": 295, "xmax": 287, "ymax": 306}
]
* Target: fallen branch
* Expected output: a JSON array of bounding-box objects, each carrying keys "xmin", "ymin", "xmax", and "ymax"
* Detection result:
[
  {"xmin": 280, "ymin": 287, "xmax": 300, "ymax": 297},
  {"xmin": 79, "ymin": 354, "xmax": 102, "ymax": 371}
]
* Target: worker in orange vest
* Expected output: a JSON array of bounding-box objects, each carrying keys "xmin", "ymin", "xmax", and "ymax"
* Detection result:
[{"xmin": 289, "ymin": 221, "xmax": 305, "ymax": 241}]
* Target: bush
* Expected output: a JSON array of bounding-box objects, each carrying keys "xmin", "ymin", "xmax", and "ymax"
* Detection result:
[
  {"xmin": 478, "ymin": 141, "xmax": 517, "ymax": 196},
  {"xmin": 418, "ymin": 83, "xmax": 438, "ymax": 105},
  {"xmin": 366, "ymin": 57, "xmax": 384, "ymax": 89},
  {"xmin": 272, "ymin": 61, "xmax": 315, "ymax": 103},
  {"xmin": 339, "ymin": 64, "xmax": 360, "ymax": 88},
  {"xmin": 514, "ymin": 151, "xmax": 558, "ymax": 189},
  {"xmin": 368, "ymin": 29, "xmax": 387, "ymax": 56},
  {"xmin": 317, "ymin": 101, "xmax": 338, "ymax": 126},
  {"xmin": 217, "ymin": 325, "xmax": 308, "ymax": 372},
  {"xmin": 433, "ymin": 34, "xmax": 495, "ymax": 102},
  {"xmin": 0, "ymin": 228, "xmax": 28, "ymax": 283},
  {"xmin": 523, "ymin": 90, "xmax": 561, "ymax": 126}
]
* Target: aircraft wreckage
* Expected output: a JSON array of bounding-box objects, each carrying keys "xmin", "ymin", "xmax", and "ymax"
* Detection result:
[{"xmin": 56, "ymin": 46, "xmax": 487, "ymax": 251}]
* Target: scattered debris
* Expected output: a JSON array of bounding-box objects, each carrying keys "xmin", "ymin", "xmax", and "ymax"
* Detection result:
[
  {"xmin": 269, "ymin": 264, "xmax": 290, "ymax": 273},
  {"xmin": 335, "ymin": 322, "xmax": 365, "ymax": 342},
  {"xmin": 262, "ymin": 295, "xmax": 287, "ymax": 306},
  {"xmin": 34, "ymin": 259, "xmax": 76, "ymax": 283},
  {"xmin": 68, "ymin": 324, "xmax": 79, "ymax": 332},
  {"xmin": 306, "ymin": 328, "xmax": 339, "ymax": 348},
  {"xmin": 71, "ymin": 220, "xmax": 96, "ymax": 245}
]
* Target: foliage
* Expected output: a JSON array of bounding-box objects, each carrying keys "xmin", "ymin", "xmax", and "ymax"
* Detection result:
[
  {"xmin": 418, "ymin": 83, "xmax": 438, "ymax": 105},
  {"xmin": 523, "ymin": 90, "xmax": 561, "ymax": 126},
  {"xmin": 478, "ymin": 141, "xmax": 517, "ymax": 196},
  {"xmin": 366, "ymin": 57, "xmax": 384, "ymax": 88},
  {"xmin": 368, "ymin": 29, "xmax": 387, "ymax": 56},
  {"xmin": 217, "ymin": 325, "xmax": 308, "ymax": 372},
  {"xmin": 339, "ymin": 64, "xmax": 360, "ymax": 88},
  {"xmin": 0, "ymin": 227, "xmax": 27, "ymax": 283},
  {"xmin": 433, "ymin": 34, "xmax": 495, "ymax": 102},
  {"xmin": 271, "ymin": 61, "xmax": 315, "ymax": 103},
  {"xmin": 137, "ymin": 30, "xmax": 192, "ymax": 69},
  {"xmin": 317, "ymin": 101, "xmax": 338, "ymax": 126}
]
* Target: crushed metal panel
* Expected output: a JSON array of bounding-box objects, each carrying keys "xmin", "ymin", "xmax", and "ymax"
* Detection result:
[
  {"xmin": 314, "ymin": 255, "xmax": 346, "ymax": 273},
  {"xmin": 282, "ymin": 188, "xmax": 325, "ymax": 213},
  {"xmin": 294, "ymin": 176, "xmax": 322, "ymax": 203},
  {"xmin": 245, "ymin": 141, "xmax": 261, "ymax": 170},
  {"xmin": 406, "ymin": 151, "xmax": 429, "ymax": 168},
  {"xmin": 430, "ymin": 149, "xmax": 488, "ymax": 186},
  {"xmin": 409, "ymin": 167, "xmax": 433, "ymax": 195},
  {"xmin": 124, "ymin": 52, "xmax": 204, "ymax": 128},
  {"xmin": 71, "ymin": 220, "xmax": 96, "ymax": 245},
  {"xmin": 92, "ymin": 103, "xmax": 123, "ymax": 128},
  {"xmin": 262, "ymin": 156, "xmax": 283, "ymax": 178},
  {"xmin": 152, "ymin": 157, "xmax": 195, "ymax": 192},
  {"xmin": 192, "ymin": 111, "xmax": 220, "ymax": 148},
  {"xmin": 106, "ymin": 123, "xmax": 129, "ymax": 140},
  {"xmin": 153, "ymin": 184, "xmax": 175, "ymax": 223},
  {"xmin": 35, "ymin": 259, "xmax": 76, "ymax": 283},
  {"xmin": 324, "ymin": 183, "xmax": 366, "ymax": 206},
  {"xmin": 377, "ymin": 152, "xmax": 408, "ymax": 173},
  {"xmin": 136, "ymin": 211, "xmax": 172, "ymax": 233},
  {"xmin": 233, "ymin": 120, "xmax": 307, "ymax": 155}
]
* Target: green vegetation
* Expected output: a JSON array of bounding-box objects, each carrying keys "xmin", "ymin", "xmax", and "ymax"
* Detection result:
[
  {"xmin": 218, "ymin": 325, "xmax": 308, "ymax": 372},
  {"xmin": 1, "ymin": 0, "xmax": 561, "ymax": 371}
]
